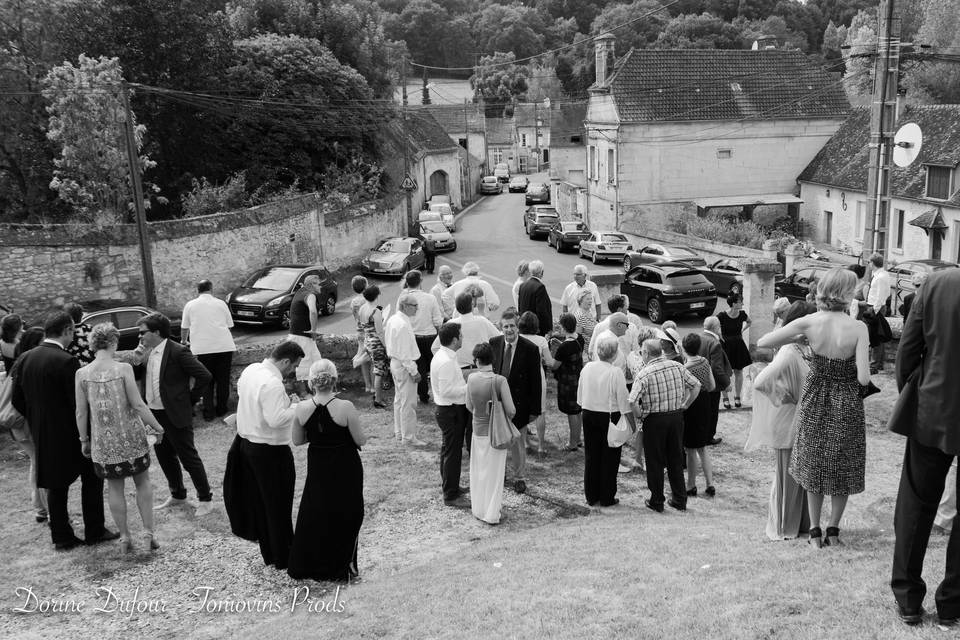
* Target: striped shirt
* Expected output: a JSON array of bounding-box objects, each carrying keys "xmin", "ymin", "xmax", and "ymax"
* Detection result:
[{"xmin": 629, "ymin": 355, "xmax": 699, "ymax": 421}]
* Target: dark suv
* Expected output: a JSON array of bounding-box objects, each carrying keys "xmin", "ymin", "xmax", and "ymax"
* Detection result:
[
  {"xmin": 227, "ymin": 264, "xmax": 338, "ymax": 328},
  {"xmin": 523, "ymin": 205, "xmax": 559, "ymax": 239},
  {"xmin": 524, "ymin": 182, "xmax": 550, "ymax": 205},
  {"xmin": 774, "ymin": 264, "xmax": 831, "ymax": 303},
  {"xmin": 621, "ymin": 262, "xmax": 717, "ymax": 323}
]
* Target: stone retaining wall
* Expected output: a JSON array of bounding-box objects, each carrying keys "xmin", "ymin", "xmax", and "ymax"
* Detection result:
[
  {"xmin": 618, "ymin": 220, "xmax": 773, "ymax": 264},
  {"xmin": 233, "ymin": 334, "xmax": 365, "ymax": 388}
]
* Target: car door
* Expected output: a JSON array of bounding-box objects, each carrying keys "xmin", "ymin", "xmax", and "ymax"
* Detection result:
[
  {"xmin": 583, "ymin": 232, "xmax": 599, "ymax": 253},
  {"xmin": 639, "ymin": 245, "xmax": 663, "ymax": 264},
  {"xmin": 410, "ymin": 239, "xmax": 426, "ymax": 269},
  {"xmin": 113, "ymin": 308, "xmax": 150, "ymax": 350},
  {"xmin": 622, "ymin": 266, "xmax": 652, "ymax": 310}
]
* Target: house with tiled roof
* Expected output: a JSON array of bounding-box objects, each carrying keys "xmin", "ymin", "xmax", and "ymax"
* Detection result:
[
  {"xmin": 485, "ymin": 116, "xmax": 515, "ymax": 173},
  {"xmin": 585, "ymin": 35, "xmax": 850, "ymax": 231},
  {"xmin": 549, "ymin": 101, "xmax": 588, "ymax": 219},
  {"xmin": 415, "ymin": 104, "xmax": 486, "ymax": 167},
  {"xmin": 513, "ymin": 101, "xmax": 550, "ymax": 173},
  {"xmin": 798, "ymin": 105, "xmax": 960, "ymax": 264}
]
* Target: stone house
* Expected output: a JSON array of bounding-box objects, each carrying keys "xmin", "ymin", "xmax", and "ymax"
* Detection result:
[
  {"xmin": 416, "ymin": 103, "xmax": 487, "ymax": 183},
  {"xmin": 485, "ymin": 116, "xmax": 515, "ymax": 174},
  {"xmin": 584, "ymin": 34, "xmax": 850, "ymax": 232},
  {"xmin": 798, "ymin": 105, "xmax": 960, "ymax": 264},
  {"xmin": 549, "ymin": 101, "xmax": 588, "ymax": 219},
  {"xmin": 513, "ymin": 101, "xmax": 551, "ymax": 173},
  {"xmin": 380, "ymin": 110, "xmax": 464, "ymax": 211}
]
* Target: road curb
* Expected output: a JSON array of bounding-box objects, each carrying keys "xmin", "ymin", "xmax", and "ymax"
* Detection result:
[{"xmin": 453, "ymin": 196, "xmax": 485, "ymax": 224}]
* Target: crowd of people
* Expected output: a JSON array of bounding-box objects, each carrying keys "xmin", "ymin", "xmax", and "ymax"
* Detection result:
[{"xmin": 3, "ymin": 250, "xmax": 960, "ymax": 628}]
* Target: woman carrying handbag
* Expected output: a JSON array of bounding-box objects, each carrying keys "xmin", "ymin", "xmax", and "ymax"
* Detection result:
[{"xmin": 466, "ymin": 343, "xmax": 517, "ymax": 525}]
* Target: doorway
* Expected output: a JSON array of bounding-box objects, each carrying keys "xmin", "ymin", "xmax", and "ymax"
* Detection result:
[
  {"xmin": 824, "ymin": 211, "xmax": 833, "ymax": 244},
  {"xmin": 931, "ymin": 230, "xmax": 943, "ymax": 260},
  {"xmin": 429, "ymin": 170, "xmax": 448, "ymax": 197}
]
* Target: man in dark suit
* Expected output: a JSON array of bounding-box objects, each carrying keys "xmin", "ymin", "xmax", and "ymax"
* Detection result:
[
  {"xmin": 699, "ymin": 316, "xmax": 732, "ymax": 446},
  {"xmin": 489, "ymin": 308, "xmax": 542, "ymax": 494},
  {"xmin": 891, "ymin": 268, "xmax": 960, "ymax": 627},
  {"xmin": 11, "ymin": 311, "xmax": 117, "ymax": 550},
  {"xmin": 517, "ymin": 260, "xmax": 552, "ymax": 336},
  {"xmin": 134, "ymin": 313, "xmax": 214, "ymax": 515}
]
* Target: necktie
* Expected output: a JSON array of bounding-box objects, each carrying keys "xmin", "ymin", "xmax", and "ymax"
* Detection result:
[{"xmin": 502, "ymin": 342, "xmax": 513, "ymax": 379}]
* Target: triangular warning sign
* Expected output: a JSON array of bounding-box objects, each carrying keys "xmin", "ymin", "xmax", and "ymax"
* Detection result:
[{"xmin": 400, "ymin": 175, "xmax": 417, "ymax": 191}]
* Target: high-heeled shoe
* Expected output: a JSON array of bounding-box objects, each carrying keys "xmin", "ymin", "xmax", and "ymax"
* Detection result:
[
  {"xmin": 143, "ymin": 532, "xmax": 160, "ymax": 551},
  {"xmin": 734, "ymin": 397, "xmax": 742, "ymax": 408},
  {"xmin": 120, "ymin": 537, "xmax": 134, "ymax": 554},
  {"xmin": 808, "ymin": 527, "xmax": 824, "ymax": 548},
  {"xmin": 722, "ymin": 397, "xmax": 731, "ymax": 410},
  {"xmin": 705, "ymin": 485, "xmax": 716, "ymax": 497},
  {"xmin": 686, "ymin": 486, "xmax": 698, "ymax": 497},
  {"xmin": 825, "ymin": 526, "xmax": 842, "ymax": 546}
]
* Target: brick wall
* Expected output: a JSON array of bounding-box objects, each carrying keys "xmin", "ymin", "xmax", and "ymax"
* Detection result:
[{"xmin": 0, "ymin": 194, "xmax": 406, "ymax": 322}]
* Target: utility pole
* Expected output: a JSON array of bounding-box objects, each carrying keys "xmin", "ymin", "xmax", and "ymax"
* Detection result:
[
  {"xmin": 120, "ymin": 81, "xmax": 157, "ymax": 308},
  {"xmin": 421, "ymin": 66, "xmax": 431, "ymax": 105},
  {"xmin": 400, "ymin": 58, "xmax": 415, "ymax": 236},
  {"xmin": 862, "ymin": 0, "xmax": 901, "ymax": 262},
  {"xmin": 463, "ymin": 98, "xmax": 471, "ymax": 203},
  {"xmin": 534, "ymin": 100, "xmax": 540, "ymax": 173}
]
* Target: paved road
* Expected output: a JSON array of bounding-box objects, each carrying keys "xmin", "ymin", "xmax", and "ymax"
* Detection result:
[{"xmin": 233, "ymin": 175, "xmax": 715, "ymax": 346}]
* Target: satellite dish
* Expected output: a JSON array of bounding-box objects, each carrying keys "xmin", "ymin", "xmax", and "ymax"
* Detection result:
[{"xmin": 893, "ymin": 122, "xmax": 923, "ymax": 167}]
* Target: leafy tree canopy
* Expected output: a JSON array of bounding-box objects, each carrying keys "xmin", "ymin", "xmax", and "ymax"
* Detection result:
[
  {"xmin": 470, "ymin": 52, "xmax": 530, "ymax": 116},
  {"xmin": 590, "ymin": 1, "xmax": 670, "ymax": 52},
  {"xmin": 655, "ymin": 13, "xmax": 746, "ymax": 49}
]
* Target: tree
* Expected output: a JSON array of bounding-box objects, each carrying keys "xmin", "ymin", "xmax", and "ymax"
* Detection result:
[
  {"xmin": 773, "ymin": 0, "xmax": 828, "ymax": 52},
  {"xmin": 736, "ymin": 16, "xmax": 809, "ymax": 51},
  {"xmin": 903, "ymin": 0, "xmax": 960, "ymax": 103},
  {"xmin": 590, "ymin": 1, "xmax": 669, "ymax": 52},
  {"xmin": 384, "ymin": 0, "xmax": 475, "ymax": 68},
  {"xmin": 841, "ymin": 13, "xmax": 875, "ymax": 102},
  {"xmin": 536, "ymin": 0, "xmax": 605, "ymax": 34},
  {"xmin": 821, "ymin": 20, "xmax": 847, "ymax": 74},
  {"xmin": 470, "ymin": 52, "xmax": 530, "ymax": 116},
  {"xmin": 42, "ymin": 55, "xmax": 156, "ymax": 224},
  {"xmin": 655, "ymin": 13, "xmax": 745, "ymax": 49},
  {"xmin": 472, "ymin": 4, "xmax": 546, "ymax": 60},
  {"xmin": 526, "ymin": 62, "xmax": 566, "ymax": 100}
]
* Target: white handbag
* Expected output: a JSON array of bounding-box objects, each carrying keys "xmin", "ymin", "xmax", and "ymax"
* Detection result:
[{"xmin": 607, "ymin": 414, "xmax": 632, "ymax": 448}]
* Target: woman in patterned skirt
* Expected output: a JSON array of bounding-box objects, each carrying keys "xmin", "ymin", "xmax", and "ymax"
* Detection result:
[
  {"xmin": 75, "ymin": 323, "xmax": 165, "ymax": 553},
  {"xmin": 358, "ymin": 284, "xmax": 389, "ymax": 408},
  {"xmin": 758, "ymin": 268, "xmax": 871, "ymax": 548},
  {"xmin": 350, "ymin": 275, "xmax": 374, "ymax": 394}
]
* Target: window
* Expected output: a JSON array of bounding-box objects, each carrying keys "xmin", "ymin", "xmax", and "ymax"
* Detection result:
[
  {"xmin": 717, "ymin": 149, "xmax": 732, "ymax": 159},
  {"xmin": 588, "ymin": 146, "xmax": 597, "ymax": 180},
  {"xmin": 607, "ymin": 148, "xmax": 615, "ymax": 184},
  {"xmin": 570, "ymin": 135, "xmax": 582, "ymax": 144},
  {"xmin": 926, "ymin": 165, "xmax": 952, "ymax": 200},
  {"xmin": 115, "ymin": 310, "xmax": 146, "ymax": 330},
  {"xmin": 893, "ymin": 208, "xmax": 905, "ymax": 250},
  {"xmin": 492, "ymin": 148, "xmax": 503, "ymax": 164},
  {"xmin": 520, "ymin": 133, "xmax": 528, "ymax": 147},
  {"xmin": 855, "ymin": 201, "xmax": 866, "ymax": 240},
  {"xmin": 458, "ymin": 138, "xmax": 467, "ymax": 149}
]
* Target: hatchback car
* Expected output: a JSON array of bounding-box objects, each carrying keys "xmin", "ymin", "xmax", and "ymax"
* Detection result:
[
  {"xmin": 622, "ymin": 244, "xmax": 707, "ymax": 272},
  {"xmin": 523, "ymin": 206, "xmax": 559, "ymax": 239},
  {"xmin": 227, "ymin": 265, "xmax": 338, "ymax": 328},
  {"xmin": 418, "ymin": 220, "xmax": 457, "ymax": 252},
  {"xmin": 508, "ymin": 176, "xmax": 529, "ymax": 193},
  {"xmin": 82, "ymin": 305, "xmax": 182, "ymax": 351},
  {"xmin": 480, "ymin": 176, "xmax": 502, "ymax": 195},
  {"xmin": 493, "ymin": 163, "xmax": 510, "ymax": 182},
  {"xmin": 888, "ymin": 258, "xmax": 958, "ymax": 310},
  {"xmin": 700, "ymin": 258, "xmax": 749, "ymax": 296},
  {"xmin": 621, "ymin": 262, "xmax": 718, "ymax": 323},
  {"xmin": 360, "ymin": 237, "xmax": 427, "ymax": 278},
  {"xmin": 578, "ymin": 231, "xmax": 633, "ymax": 264},
  {"xmin": 547, "ymin": 220, "xmax": 591, "ymax": 252},
  {"xmin": 524, "ymin": 182, "xmax": 550, "ymax": 205},
  {"xmin": 774, "ymin": 264, "xmax": 832, "ymax": 303},
  {"xmin": 426, "ymin": 203, "xmax": 455, "ymax": 231}
]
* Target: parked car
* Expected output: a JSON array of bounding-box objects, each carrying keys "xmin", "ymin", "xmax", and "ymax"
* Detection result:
[
  {"xmin": 700, "ymin": 258, "xmax": 748, "ymax": 296},
  {"xmin": 524, "ymin": 182, "xmax": 550, "ymax": 205},
  {"xmin": 425, "ymin": 203, "xmax": 455, "ymax": 231},
  {"xmin": 889, "ymin": 258, "xmax": 958, "ymax": 311},
  {"xmin": 621, "ymin": 262, "xmax": 718, "ymax": 323},
  {"xmin": 360, "ymin": 237, "xmax": 427, "ymax": 278},
  {"xmin": 418, "ymin": 220, "xmax": 457, "ymax": 252},
  {"xmin": 622, "ymin": 243, "xmax": 707, "ymax": 272},
  {"xmin": 227, "ymin": 264, "xmax": 338, "ymax": 328},
  {"xmin": 480, "ymin": 176, "xmax": 502, "ymax": 195},
  {"xmin": 547, "ymin": 220, "xmax": 592, "ymax": 252},
  {"xmin": 508, "ymin": 176, "xmax": 529, "ymax": 193},
  {"xmin": 493, "ymin": 163, "xmax": 510, "ymax": 182},
  {"xmin": 774, "ymin": 264, "xmax": 832, "ymax": 303},
  {"xmin": 82, "ymin": 305, "xmax": 183, "ymax": 351},
  {"xmin": 578, "ymin": 231, "xmax": 634, "ymax": 265},
  {"xmin": 523, "ymin": 206, "xmax": 560, "ymax": 239}
]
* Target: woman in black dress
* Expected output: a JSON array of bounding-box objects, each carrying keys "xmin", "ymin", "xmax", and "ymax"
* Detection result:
[
  {"xmin": 680, "ymin": 333, "xmax": 717, "ymax": 497},
  {"xmin": 288, "ymin": 360, "xmax": 368, "ymax": 582},
  {"xmin": 553, "ymin": 313, "xmax": 585, "ymax": 451},
  {"xmin": 717, "ymin": 292, "xmax": 752, "ymax": 408}
]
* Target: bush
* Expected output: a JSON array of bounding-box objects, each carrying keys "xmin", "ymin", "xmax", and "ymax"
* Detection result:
[
  {"xmin": 180, "ymin": 172, "xmax": 249, "ymax": 217},
  {"xmin": 666, "ymin": 212, "xmax": 780, "ymax": 249}
]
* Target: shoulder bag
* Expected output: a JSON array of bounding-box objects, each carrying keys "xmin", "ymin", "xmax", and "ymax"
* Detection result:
[
  {"xmin": 0, "ymin": 372, "xmax": 25, "ymax": 433},
  {"xmin": 488, "ymin": 375, "xmax": 520, "ymax": 450}
]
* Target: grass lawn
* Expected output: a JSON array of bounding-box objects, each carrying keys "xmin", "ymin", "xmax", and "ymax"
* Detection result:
[{"xmin": 0, "ymin": 370, "xmax": 952, "ymax": 638}]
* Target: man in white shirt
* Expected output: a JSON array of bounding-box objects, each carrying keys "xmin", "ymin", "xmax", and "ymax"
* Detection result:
[
  {"xmin": 385, "ymin": 293, "xmax": 425, "ymax": 445},
  {"xmin": 431, "ymin": 292, "xmax": 502, "ymax": 368},
  {"xmin": 441, "ymin": 262, "xmax": 501, "ymax": 319},
  {"xmin": 398, "ymin": 270, "xmax": 442, "ymax": 405},
  {"xmin": 589, "ymin": 297, "xmax": 639, "ymax": 365},
  {"xmin": 182, "ymin": 279, "xmax": 237, "ymax": 421},
  {"xmin": 431, "ymin": 265, "xmax": 456, "ymax": 320},
  {"xmin": 865, "ymin": 253, "xmax": 892, "ymax": 372},
  {"xmin": 226, "ymin": 340, "xmax": 305, "ymax": 570},
  {"xmin": 591, "ymin": 312, "xmax": 631, "ymax": 375},
  {"xmin": 431, "ymin": 322, "xmax": 470, "ymax": 505},
  {"xmin": 561, "ymin": 265, "xmax": 602, "ymax": 321}
]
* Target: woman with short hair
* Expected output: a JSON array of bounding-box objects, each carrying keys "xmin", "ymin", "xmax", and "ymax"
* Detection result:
[
  {"xmin": 717, "ymin": 292, "xmax": 753, "ymax": 408},
  {"xmin": 350, "ymin": 275, "xmax": 374, "ymax": 393},
  {"xmin": 288, "ymin": 359, "xmax": 367, "ymax": 581},
  {"xmin": 758, "ymin": 268, "xmax": 871, "ymax": 548},
  {"xmin": 554, "ymin": 313, "xmax": 585, "ymax": 451},
  {"xmin": 75, "ymin": 322, "xmax": 165, "ymax": 553},
  {"xmin": 681, "ymin": 333, "xmax": 716, "ymax": 497}
]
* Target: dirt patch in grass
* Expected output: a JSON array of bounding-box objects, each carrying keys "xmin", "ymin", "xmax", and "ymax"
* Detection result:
[{"xmin": 0, "ymin": 370, "xmax": 946, "ymax": 638}]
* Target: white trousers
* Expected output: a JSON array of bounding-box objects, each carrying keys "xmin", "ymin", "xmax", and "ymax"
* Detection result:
[
  {"xmin": 936, "ymin": 459, "xmax": 958, "ymax": 529},
  {"xmin": 390, "ymin": 360, "xmax": 419, "ymax": 440}
]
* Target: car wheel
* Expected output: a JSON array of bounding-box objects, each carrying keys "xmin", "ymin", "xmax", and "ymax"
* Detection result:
[
  {"xmin": 556, "ymin": 240, "xmax": 564, "ymax": 253},
  {"xmin": 281, "ymin": 309, "xmax": 291, "ymax": 330},
  {"xmin": 646, "ymin": 297, "xmax": 664, "ymax": 323},
  {"xmin": 623, "ymin": 255, "xmax": 632, "ymax": 272},
  {"xmin": 321, "ymin": 294, "xmax": 336, "ymax": 316},
  {"xmin": 730, "ymin": 283, "xmax": 741, "ymax": 296},
  {"xmin": 592, "ymin": 251, "xmax": 600, "ymax": 265}
]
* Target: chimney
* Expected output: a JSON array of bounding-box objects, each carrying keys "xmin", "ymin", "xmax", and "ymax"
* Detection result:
[{"xmin": 594, "ymin": 33, "xmax": 616, "ymax": 86}]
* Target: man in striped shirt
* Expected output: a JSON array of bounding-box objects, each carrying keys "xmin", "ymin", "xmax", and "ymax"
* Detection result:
[{"xmin": 630, "ymin": 339, "xmax": 700, "ymax": 513}]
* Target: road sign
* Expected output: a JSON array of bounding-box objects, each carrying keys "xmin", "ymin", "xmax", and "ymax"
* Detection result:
[{"xmin": 400, "ymin": 175, "xmax": 417, "ymax": 191}]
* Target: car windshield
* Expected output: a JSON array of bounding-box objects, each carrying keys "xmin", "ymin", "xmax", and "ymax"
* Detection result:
[
  {"xmin": 482, "ymin": 177, "xmax": 497, "ymax": 183},
  {"xmin": 537, "ymin": 214, "xmax": 559, "ymax": 221},
  {"xmin": 242, "ymin": 267, "xmax": 301, "ymax": 290},
  {"xmin": 665, "ymin": 271, "xmax": 708, "ymax": 285},
  {"xmin": 602, "ymin": 234, "xmax": 628, "ymax": 243},
  {"xmin": 429, "ymin": 204, "xmax": 452, "ymax": 214},
  {"xmin": 376, "ymin": 239, "xmax": 411, "ymax": 253},
  {"xmin": 671, "ymin": 247, "xmax": 698, "ymax": 257},
  {"xmin": 421, "ymin": 222, "xmax": 446, "ymax": 234},
  {"xmin": 561, "ymin": 222, "xmax": 586, "ymax": 231}
]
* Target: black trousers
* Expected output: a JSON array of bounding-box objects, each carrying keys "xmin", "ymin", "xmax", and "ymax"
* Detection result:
[
  {"xmin": 240, "ymin": 438, "xmax": 295, "ymax": 569},
  {"xmin": 642, "ymin": 411, "xmax": 686, "ymax": 508},
  {"xmin": 424, "ymin": 252, "xmax": 436, "ymax": 273},
  {"xmin": 707, "ymin": 390, "xmax": 721, "ymax": 438},
  {"xmin": 582, "ymin": 410, "xmax": 622, "ymax": 506},
  {"xmin": 415, "ymin": 334, "xmax": 436, "ymax": 402},
  {"xmin": 197, "ymin": 351, "xmax": 233, "ymax": 417},
  {"xmin": 46, "ymin": 456, "xmax": 106, "ymax": 544},
  {"xmin": 152, "ymin": 409, "xmax": 212, "ymax": 501},
  {"xmin": 436, "ymin": 404, "xmax": 470, "ymax": 500},
  {"xmin": 892, "ymin": 438, "xmax": 960, "ymax": 617}
]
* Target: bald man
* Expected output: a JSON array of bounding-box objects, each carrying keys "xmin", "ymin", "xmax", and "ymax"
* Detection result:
[
  {"xmin": 561, "ymin": 265, "xmax": 602, "ymax": 320},
  {"xmin": 699, "ymin": 316, "xmax": 732, "ymax": 446}
]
